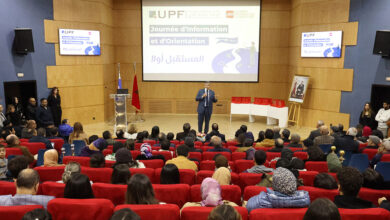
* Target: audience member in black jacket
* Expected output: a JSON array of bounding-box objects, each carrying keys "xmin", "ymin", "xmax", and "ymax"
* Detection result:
[
  {"xmin": 307, "ymin": 120, "xmax": 324, "ymax": 140},
  {"xmin": 25, "ymin": 98, "xmax": 37, "ymax": 121},
  {"xmin": 184, "ymin": 136, "xmax": 202, "ymax": 153},
  {"xmin": 47, "ymin": 87, "xmax": 62, "ymax": 127},
  {"xmin": 287, "ymin": 133, "xmax": 302, "ymax": 148},
  {"xmin": 334, "ymin": 127, "xmax": 359, "ymax": 153},
  {"xmin": 268, "ymin": 138, "xmax": 284, "ymax": 152},
  {"xmin": 29, "ymin": 127, "xmax": 53, "ymax": 149},
  {"xmin": 35, "ymin": 98, "xmax": 54, "ymax": 128},
  {"xmin": 359, "ymin": 103, "xmax": 377, "ymax": 130},
  {"xmin": 176, "ymin": 123, "xmax": 192, "ymax": 141},
  {"xmin": 6, "ymin": 105, "xmax": 21, "ymax": 127},
  {"xmin": 281, "ymin": 129, "xmax": 290, "ymax": 143},
  {"xmin": 362, "ymin": 168, "xmax": 390, "ymax": 190},
  {"xmin": 205, "ymin": 123, "xmax": 226, "ymax": 143}
]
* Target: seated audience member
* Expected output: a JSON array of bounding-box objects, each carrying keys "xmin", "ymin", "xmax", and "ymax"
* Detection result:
[
  {"xmin": 313, "ymin": 173, "xmax": 338, "ymax": 189},
  {"xmin": 60, "ymin": 162, "xmax": 81, "ymax": 184},
  {"xmin": 255, "ymin": 129, "xmax": 274, "ymax": 148},
  {"xmin": 245, "ymin": 150, "xmax": 273, "ymax": 174},
  {"xmin": 22, "ymin": 208, "xmax": 52, "ymax": 220},
  {"xmin": 359, "ymin": 126, "xmax": 372, "ymax": 143},
  {"xmin": 334, "ymin": 167, "xmax": 374, "ymax": 208},
  {"xmin": 334, "ymin": 127, "xmax": 359, "ymax": 153},
  {"xmin": 158, "ymin": 139, "xmax": 173, "ymax": 156},
  {"xmin": 215, "ymin": 155, "xmax": 229, "ymax": 170},
  {"xmin": 246, "ymin": 167, "xmax": 310, "ymax": 212},
  {"xmin": 370, "ymin": 140, "xmax": 390, "ymax": 167},
  {"xmin": 330, "ymin": 126, "xmax": 340, "ymax": 139},
  {"xmin": 79, "ymin": 138, "xmax": 108, "ymax": 157},
  {"xmin": 273, "ymin": 126, "xmax": 281, "ymax": 139},
  {"xmin": 289, "ymin": 158, "xmax": 305, "ymax": 171},
  {"xmin": 115, "ymin": 148, "xmax": 145, "ymax": 168},
  {"xmin": 90, "ymin": 153, "xmax": 105, "ymax": 168},
  {"xmin": 287, "ymin": 134, "xmax": 302, "ymax": 148},
  {"xmin": 205, "ymin": 123, "xmax": 226, "ymax": 143},
  {"xmin": 255, "ymin": 131, "xmax": 265, "ymax": 143},
  {"xmin": 207, "ymin": 136, "xmax": 231, "ymax": 152},
  {"xmin": 208, "ymin": 204, "xmax": 242, "ymax": 220},
  {"xmin": 68, "ymin": 122, "xmax": 88, "ymax": 144},
  {"xmin": 307, "ymin": 146, "xmax": 326, "ymax": 161},
  {"xmin": 124, "ymin": 139, "xmax": 135, "ymax": 151},
  {"xmin": 275, "ymin": 158, "xmax": 290, "ymax": 169},
  {"xmin": 184, "ymin": 136, "xmax": 202, "ymax": 153},
  {"xmin": 166, "ymin": 145, "xmax": 198, "ymax": 171},
  {"xmin": 268, "ymin": 138, "xmax": 284, "ymax": 152},
  {"xmin": 126, "ymin": 174, "xmax": 160, "ymax": 204},
  {"xmin": 326, "ymin": 151, "xmax": 342, "ymax": 173},
  {"xmin": 6, "ymin": 156, "xmax": 29, "ymax": 181},
  {"xmin": 372, "ymin": 129, "xmax": 384, "ymax": 140},
  {"xmin": 0, "ymin": 145, "xmax": 7, "ymax": 179},
  {"xmin": 124, "ymin": 124, "xmax": 137, "ymax": 140},
  {"xmin": 115, "ymin": 129, "xmax": 125, "ymax": 140},
  {"xmin": 281, "ymin": 129, "xmax": 290, "ymax": 143},
  {"xmin": 297, "ymin": 138, "xmax": 313, "ymax": 152},
  {"xmin": 363, "ymin": 135, "xmax": 381, "ymax": 150},
  {"xmin": 103, "ymin": 130, "xmax": 115, "ymax": 145},
  {"xmin": 47, "ymin": 127, "xmax": 62, "ymax": 140},
  {"xmin": 64, "ymin": 173, "xmax": 94, "ymax": 199},
  {"xmin": 5, "ymin": 135, "xmax": 34, "ymax": 163},
  {"xmin": 235, "ymin": 138, "xmax": 254, "ymax": 153},
  {"xmin": 160, "ymin": 164, "xmax": 180, "ymax": 184},
  {"xmin": 176, "ymin": 123, "xmax": 192, "ymax": 141},
  {"xmin": 338, "ymin": 124, "xmax": 346, "ymax": 136},
  {"xmin": 308, "ymin": 120, "xmax": 324, "ymax": 140},
  {"xmin": 0, "ymin": 169, "xmax": 54, "ymax": 208},
  {"xmin": 29, "ymin": 128, "xmax": 52, "ymax": 149},
  {"xmin": 135, "ymin": 143, "xmax": 165, "ymax": 162},
  {"xmin": 313, "ymin": 126, "xmax": 335, "ymax": 147},
  {"xmin": 149, "ymin": 126, "xmax": 160, "ymax": 141},
  {"xmin": 280, "ymin": 148, "xmax": 294, "ymax": 162},
  {"xmin": 135, "ymin": 132, "xmax": 144, "ymax": 143},
  {"xmin": 43, "ymin": 149, "xmax": 62, "ymax": 167},
  {"xmin": 362, "ymin": 168, "xmax": 390, "ymax": 190},
  {"xmin": 235, "ymin": 133, "xmax": 246, "ymax": 147},
  {"xmin": 167, "ymin": 132, "xmax": 175, "ymax": 142},
  {"xmin": 21, "ymin": 120, "xmax": 37, "ymax": 139},
  {"xmin": 111, "ymin": 164, "xmax": 131, "ymax": 185},
  {"xmin": 110, "ymin": 208, "xmax": 140, "ymax": 220},
  {"xmin": 239, "ymin": 125, "xmax": 254, "ymax": 141},
  {"xmin": 182, "ymin": 178, "xmax": 237, "ymax": 209},
  {"xmin": 303, "ymin": 198, "xmax": 341, "ymax": 220},
  {"xmin": 58, "ymin": 119, "xmax": 73, "ymax": 141},
  {"xmin": 105, "ymin": 141, "xmax": 125, "ymax": 161},
  {"xmin": 88, "ymin": 135, "xmax": 99, "ymax": 145},
  {"xmin": 212, "ymin": 167, "xmax": 231, "ymax": 185}
]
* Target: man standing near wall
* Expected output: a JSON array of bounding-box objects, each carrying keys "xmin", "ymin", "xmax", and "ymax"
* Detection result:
[
  {"xmin": 195, "ymin": 82, "xmax": 217, "ymax": 135},
  {"xmin": 375, "ymin": 101, "xmax": 390, "ymax": 138}
]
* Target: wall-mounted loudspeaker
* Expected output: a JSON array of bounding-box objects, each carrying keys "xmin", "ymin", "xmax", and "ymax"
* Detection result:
[
  {"xmin": 13, "ymin": 28, "xmax": 34, "ymax": 55},
  {"xmin": 373, "ymin": 30, "xmax": 390, "ymax": 57}
]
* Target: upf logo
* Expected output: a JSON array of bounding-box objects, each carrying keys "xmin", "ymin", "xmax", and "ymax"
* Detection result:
[
  {"xmin": 149, "ymin": 10, "xmax": 184, "ymax": 19},
  {"xmin": 62, "ymin": 30, "xmax": 74, "ymax": 34},
  {"xmin": 226, "ymin": 11, "xmax": 234, "ymax": 18}
]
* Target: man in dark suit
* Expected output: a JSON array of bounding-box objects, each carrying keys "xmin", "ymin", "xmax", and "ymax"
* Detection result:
[
  {"xmin": 25, "ymin": 97, "xmax": 37, "ymax": 121},
  {"xmin": 196, "ymin": 82, "xmax": 217, "ymax": 134},
  {"xmin": 29, "ymin": 127, "xmax": 53, "ymax": 149},
  {"xmin": 176, "ymin": 123, "xmax": 193, "ymax": 141},
  {"xmin": 205, "ymin": 123, "xmax": 225, "ymax": 143},
  {"xmin": 35, "ymin": 98, "xmax": 54, "ymax": 128},
  {"xmin": 334, "ymin": 127, "xmax": 359, "ymax": 153},
  {"xmin": 308, "ymin": 120, "xmax": 324, "ymax": 140}
]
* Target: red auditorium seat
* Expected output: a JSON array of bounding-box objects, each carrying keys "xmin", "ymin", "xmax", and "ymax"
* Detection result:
[
  {"xmin": 131, "ymin": 150, "xmax": 141, "ymax": 159},
  {"xmin": 199, "ymin": 160, "xmax": 236, "ymax": 172},
  {"xmin": 269, "ymin": 160, "xmax": 277, "ymax": 169},
  {"xmin": 144, "ymin": 140, "xmax": 156, "ymax": 145},
  {"xmin": 293, "ymin": 151, "xmax": 308, "ymax": 160},
  {"xmin": 170, "ymin": 140, "xmax": 179, "ymax": 145},
  {"xmin": 363, "ymin": 149, "xmax": 378, "ymax": 160},
  {"xmin": 140, "ymin": 159, "xmax": 165, "ymax": 169},
  {"xmin": 103, "ymin": 149, "xmax": 112, "ymax": 156},
  {"xmin": 289, "ymin": 147, "xmax": 302, "ymax": 152},
  {"xmin": 153, "ymin": 151, "xmax": 173, "ymax": 160},
  {"xmin": 339, "ymin": 208, "xmax": 390, "ymax": 220},
  {"xmin": 227, "ymin": 140, "xmax": 238, "ymax": 146},
  {"xmin": 114, "ymin": 204, "xmax": 180, "ymax": 220},
  {"xmin": 181, "ymin": 206, "xmax": 248, "ymax": 220},
  {"xmin": 238, "ymin": 173, "xmax": 263, "ymax": 190},
  {"xmin": 81, "ymin": 167, "xmax": 113, "ymax": 183},
  {"xmin": 189, "ymin": 152, "xmax": 202, "ymax": 161},
  {"xmin": 195, "ymin": 170, "xmax": 239, "ymax": 185},
  {"xmin": 359, "ymin": 187, "xmax": 390, "ymax": 206},
  {"xmin": 51, "ymin": 138, "xmax": 64, "ymax": 152},
  {"xmin": 41, "ymin": 182, "xmax": 65, "ymax": 198},
  {"xmin": 190, "ymin": 184, "xmax": 242, "ymax": 205},
  {"xmin": 48, "ymin": 198, "xmax": 114, "ymax": 220},
  {"xmin": 254, "ymin": 147, "xmax": 272, "ymax": 152},
  {"xmin": 232, "ymin": 152, "xmax": 246, "ymax": 161},
  {"xmin": 266, "ymin": 152, "xmax": 281, "ymax": 161},
  {"xmin": 19, "ymin": 139, "xmax": 29, "ymax": 142},
  {"xmin": 34, "ymin": 166, "xmax": 64, "ymax": 182},
  {"xmin": 105, "ymin": 160, "xmax": 115, "ymax": 167},
  {"xmin": 235, "ymin": 160, "xmax": 255, "ymax": 173},
  {"xmin": 20, "ymin": 142, "xmax": 46, "ymax": 155},
  {"xmin": 243, "ymin": 186, "xmax": 268, "ymax": 201},
  {"xmin": 155, "ymin": 168, "xmax": 195, "ymax": 185},
  {"xmin": 305, "ymin": 161, "xmax": 328, "ymax": 173},
  {"xmin": 298, "ymin": 186, "xmax": 338, "ymax": 202},
  {"xmin": 381, "ymin": 154, "xmax": 390, "ymax": 162},
  {"xmin": 0, "ymin": 205, "xmax": 44, "ymax": 220},
  {"xmin": 202, "ymin": 152, "xmax": 231, "ymax": 161},
  {"xmin": 62, "ymin": 156, "xmax": 90, "ymax": 167},
  {"xmin": 201, "ymin": 146, "xmax": 214, "ymax": 152},
  {"xmin": 92, "ymin": 183, "xmax": 127, "ymax": 205},
  {"xmin": 5, "ymin": 148, "xmax": 23, "ymax": 157},
  {"xmin": 153, "ymin": 184, "xmax": 190, "ymax": 207},
  {"xmin": 131, "ymin": 168, "xmax": 156, "ymax": 183},
  {"xmin": 135, "ymin": 143, "xmax": 143, "ymax": 151},
  {"xmin": 359, "ymin": 143, "xmax": 368, "ymax": 151},
  {"xmin": 228, "ymin": 146, "xmax": 239, "ymax": 152},
  {"xmin": 0, "ymin": 181, "xmax": 16, "ymax": 195},
  {"xmin": 299, "ymin": 171, "xmax": 319, "ymax": 186}
]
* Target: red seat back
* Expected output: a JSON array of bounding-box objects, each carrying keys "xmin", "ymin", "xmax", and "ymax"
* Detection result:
[
  {"xmin": 92, "ymin": 183, "xmax": 127, "ymax": 205},
  {"xmin": 62, "ymin": 156, "xmax": 90, "ymax": 167},
  {"xmin": 155, "ymin": 168, "xmax": 195, "ymax": 185},
  {"xmin": 181, "ymin": 206, "xmax": 248, "ymax": 220},
  {"xmin": 105, "ymin": 160, "xmax": 115, "ymax": 167},
  {"xmin": 190, "ymin": 184, "xmax": 242, "ymax": 205},
  {"xmin": 243, "ymin": 186, "xmax": 268, "ymax": 201},
  {"xmin": 5, "ymin": 148, "xmax": 23, "ymax": 157},
  {"xmin": 228, "ymin": 146, "xmax": 239, "ymax": 152},
  {"xmin": 235, "ymin": 160, "xmax": 255, "ymax": 173},
  {"xmin": 232, "ymin": 152, "xmax": 246, "ymax": 161},
  {"xmin": 196, "ymin": 170, "xmax": 214, "ymax": 184},
  {"xmin": 339, "ymin": 208, "xmax": 390, "ymax": 220},
  {"xmin": 41, "ymin": 182, "xmax": 65, "ymax": 198},
  {"xmin": 363, "ymin": 149, "xmax": 378, "ymax": 160},
  {"xmin": 34, "ymin": 166, "xmax": 65, "ymax": 182},
  {"xmin": 238, "ymin": 173, "xmax": 263, "ymax": 190},
  {"xmin": 81, "ymin": 167, "xmax": 113, "ymax": 183},
  {"xmin": 293, "ymin": 151, "xmax": 308, "ymax": 160},
  {"xmin": 0, "ymin": 205, "xmax": 44, "ymax": 220},
  {"xmin": 188, "ymin": 152, "xmax": 202, "ymax": 161},
  {"xmin": 153, "ymin": 151, "xmax": 173, "ymax": 160},
  {"xmin": 299, "ymin": 171, "xmax": 319, "ymax": 186},
  {"xmin": 114, "ymin": 204, "xmax": 180, "ymax": 220},
  {"xmin": 21, "ymin": 142, "xmax": 46, "ymax": 155},
  {"xmin": 51, "ymin": 138, "xmax": 64, "ymax": 152},
  {"xmin": 305, "ymin": 161, "xmax": 328, "ymax": 173},
  {"xmin": 359, "ymin": 187, "xmax": 390, "ymax": 206},
  {"xmin": 250, "ymin": 208, "xmax": 306, "ymax": 220},
  {"xmin": 298, "ymin": 186, "xmax": 338, "ymax": 202},
  {"xmin": 130, "ymin": 168, "xmax": 156, "ymax": 183},
  {"xmin": 382, "ymin": 154, "xmax": 390, "ymax": 162},
  {"xmin": 202, "ymin": 152, "xmax": 231, "ymax": 161},
  {"xmin": 140, "ymin": 159, "xmax": 164, "ymax": 169},
  {"xmin": 0, "ymin": 181, "xmax": 16, "ymax": 195},
  {"xmin": 227, "ymin": 141, "xmax": 238, "ymax": 146},
  {"xmin": 131, "ymin": 150, "xmax": 141, "ymax": 159},
  {"xmin": 103, "ymin": 149, "xmax": 112, "ymax": 156},
  {"xmin": 153, "ymin": 184, "xmax": 190, "ymax": 207},
  {"xmin": 48, "ymin": 198, "xmax": 114, "ymax": 220},
  {"xmin": 266, "ymin": 152, "xmax": 281, "ymax": 161}
]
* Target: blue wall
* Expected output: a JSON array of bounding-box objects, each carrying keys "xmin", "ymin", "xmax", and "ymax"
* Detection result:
[
  {"xmin": 342, "ymin": 0, "xmax": 390, "ymax": 126},
  {"xmin": 0, "ymin": 0, "xmax": 55, "ymax": 107}
]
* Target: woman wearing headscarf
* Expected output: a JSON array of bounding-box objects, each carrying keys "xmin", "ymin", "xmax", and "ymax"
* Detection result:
[
  {"xmin": 135, "ymin": 143, "xmax": 165, "ymax": 162},
  {"xmin": 246, "ymin": 167, "xmax": 310, "ymax": 212},
  {"xmin": 43, "ymin": 149, "xmax": 63, "ymax": 167},
  {"xmin": 79, "ymin": 138, "xmax": 108, "ymax": 157},
  {"xmin": 212, "ymin": 167, "xmax": 231, "ymax": 185},
  {"xmin": 181, "ymin": 178, "xmax": 237, "ymax": 210}
]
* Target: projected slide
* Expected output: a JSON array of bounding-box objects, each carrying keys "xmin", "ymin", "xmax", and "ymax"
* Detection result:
[
  {"xmin": 301, "ymin": 31, "xmax": 342, "ymax": 58},
  {"xmin": 142, "ymin": 0, "xmax": 261, "ymax": 82},
  {"xmin": 59, "ymin": 29, "xmax": 101, "ymax": 56}
]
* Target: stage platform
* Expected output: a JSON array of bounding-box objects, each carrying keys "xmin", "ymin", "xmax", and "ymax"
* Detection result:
[{"xmin": 83, "ymin": 113, "xmax": 315, "ymax": 140}]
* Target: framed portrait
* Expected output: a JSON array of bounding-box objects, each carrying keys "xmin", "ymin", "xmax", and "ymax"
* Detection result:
[{"xmin": 288, "ymin": 75, "xmax": 309, "ymax": 103}]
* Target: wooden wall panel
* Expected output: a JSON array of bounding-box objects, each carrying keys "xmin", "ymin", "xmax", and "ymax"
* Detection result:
[
  {"xmin": 46, "ymin": 65, "xmax": 105, "ymax": 88},
  {"xmin": 62, "ymin": 105, "xmax": 105, "ymax": 124},
  {"xmin": 301, "ymin": 109, "xmax": 350, "ymax": 128},
  {"xmin": 60, "ymin": 86, "xmax": 105, "ymax": 108},
  {"xmin": 302, "ymin": 89, "xmax": 341, "ymax": 112}
]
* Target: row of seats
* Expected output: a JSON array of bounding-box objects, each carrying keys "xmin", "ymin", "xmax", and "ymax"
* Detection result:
[{"xmin": 0, "ymin": 199, "xmax": 389, "ymax": 220}]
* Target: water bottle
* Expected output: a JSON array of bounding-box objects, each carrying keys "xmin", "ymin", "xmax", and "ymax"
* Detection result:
[
  {"xmin": 71, "ymin": 144, "xmax": 75, "ymax": 156},
  {"xmin": 61, "ymin": 147, "xmax": 65, "ymax": 157}
]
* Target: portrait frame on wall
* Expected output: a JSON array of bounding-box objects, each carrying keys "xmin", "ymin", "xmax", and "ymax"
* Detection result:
[{"xmin": 288, "ymin": 75, "xmax": 309, "ymax": 103}]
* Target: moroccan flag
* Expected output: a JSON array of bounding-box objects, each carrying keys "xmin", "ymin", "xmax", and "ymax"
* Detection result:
[{"xmin": 131, "ymin": 75, "xmax": 141, "ymax": 111}]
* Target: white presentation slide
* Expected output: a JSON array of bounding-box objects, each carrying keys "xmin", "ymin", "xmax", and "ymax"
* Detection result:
[
  {"xmin": 301, "ymin": 31, "xmax": 343, "ymax": 58},
  {"xmin": 59, "ymin": 29, "xmax": 101, "ymax": 56},
  {"xmin": 142, "ymin": 0, "xmax": 261, "ymax": 82}
]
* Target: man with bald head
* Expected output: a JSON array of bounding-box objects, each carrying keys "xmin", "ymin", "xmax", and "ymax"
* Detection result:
[
  {"xmin": 6, "ymin": 134, "xmax": 34, "ymax": 163},
  {"xmin": 313, "ymin": 125, "xmax": 335, "ymax": 147},
  {"xmin": 308, "ymin": 120, "xmax": 325, "ymax": 140},
  {"xmin": 0, "ymin": 169, "xmax": 54, "ymax": 208},
  {"xmin": 25, "ymin": 97, "xmax": 37, "ymax": 121}
]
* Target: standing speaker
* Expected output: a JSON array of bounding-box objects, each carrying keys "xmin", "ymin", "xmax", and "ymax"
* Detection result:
[
  {"xmin": 13, "ymin": 28, "xmax": 34, "ymax": 54},
  {"xmin": 373, "ymin": 30, "xmax": 390, "ymax": 57}
]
